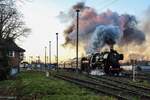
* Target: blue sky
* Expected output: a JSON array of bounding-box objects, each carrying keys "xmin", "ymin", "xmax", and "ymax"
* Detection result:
[
  {"xmin": 38, "ymin": 0, "xmax": 150, "ymax": 17},
  {"xmin": 17, "ymin": 0, "xmax": 150, "ymax": 62}
]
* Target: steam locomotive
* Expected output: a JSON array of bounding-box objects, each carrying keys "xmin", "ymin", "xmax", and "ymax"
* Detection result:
[{"xmin": 80, "ymin": 48, "xmax": 124, "ymax": 75}]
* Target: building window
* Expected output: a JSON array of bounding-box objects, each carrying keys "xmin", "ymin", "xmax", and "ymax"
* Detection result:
[
  {"xmin": 20, "ymin": 52, "xmax": 24, "ymax": 59},
  {"xmin": 8, "ymin": 51, "xmax": 15, "ymax": 57}
]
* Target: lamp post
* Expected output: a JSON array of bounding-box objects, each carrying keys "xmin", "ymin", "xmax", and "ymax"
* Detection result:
[
  {"xmin": 76, "ymin": 9, "xmax": 80, "ymax": 72},
  {"xmin": 30, "ymin": 56, "xmax": 33, "ymax": 64},
  {"xmin": 132, "ymin": 59, "xmax": 136, "ymax": 81},
  {"xmin": 45, "ymin": 46, "xmax": 50, "ymax": 77},
  {"xmin": 37, "ymin": 56, "xmax": 40, "ymax": 63},
  {"xmin": 49, "ymin": 41, "xmax": 51, "ymax": 67},
  {"xmin": 56, "ymin": 33, "xmax": 58, "ymax": 71},
  {"xmin": 45, "ymin": 46, "xmax": 47, "ymax": 71}
]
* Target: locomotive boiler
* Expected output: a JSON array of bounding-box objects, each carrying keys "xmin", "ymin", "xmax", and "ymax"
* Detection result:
[{"xmin": 80, "ymin": 48, "xmax": 124, "ymax": 75}]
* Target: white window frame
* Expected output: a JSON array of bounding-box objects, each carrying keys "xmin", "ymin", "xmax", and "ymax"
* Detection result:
[
  {"xmin": 19, "ymin": 52, "xmax": 24, "ymax": 58},
  {"xmin": 8, "ymin": 51, "xmax": 15, "ymax": 57}
]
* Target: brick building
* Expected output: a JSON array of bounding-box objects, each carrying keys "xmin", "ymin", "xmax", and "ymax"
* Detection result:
[{"xmin": 0, "ymin": 38, "xmax": 25, "ymax": 78}]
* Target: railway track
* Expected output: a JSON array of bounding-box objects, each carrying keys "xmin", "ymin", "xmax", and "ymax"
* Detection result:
[
  {"xmin": 88, "ymin": 75, "xmax": 150, "ymax": 95},
  {"xmin": 54, "ymin": 74, "xmax": 150, "ymax": 100},
  {"xmin": 122, "ymin": 71, "xmax": 150, "ymax": 82},
  {"xmin": 131, "ymin": 74, "xmax": 150, "ymax": 82}
]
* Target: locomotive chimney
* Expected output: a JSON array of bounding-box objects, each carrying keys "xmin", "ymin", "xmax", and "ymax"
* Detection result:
[{"xmin": 110, "ymin": 44, "xmax": 114, "ymax": 50}]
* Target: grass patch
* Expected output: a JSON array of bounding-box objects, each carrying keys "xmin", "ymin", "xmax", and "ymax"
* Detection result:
[
  {"xmin": 42, "ymin": 95, "xmax": 115, "ymax": 100},
  {"xmin": 0, "ymin": 71, "xmax": 116, "ymax": 100}
]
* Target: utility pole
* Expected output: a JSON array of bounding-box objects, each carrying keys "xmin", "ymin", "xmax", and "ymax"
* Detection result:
[
  {"xmin": 56, "ymin": 33, "xmax": 58, "ymax": 71},
  {"xmin": 76, "ymin": 9, "xmax": 80, "ymax": 72}
]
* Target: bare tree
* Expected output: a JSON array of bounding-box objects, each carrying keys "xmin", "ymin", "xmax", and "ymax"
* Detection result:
[
  {"xmin": 0, "ymin": 0, "xmax": 30, "ymax": 80},
  {"xmin": 0, "ymin": 0, "xmax": 30, "ymax": 41}
]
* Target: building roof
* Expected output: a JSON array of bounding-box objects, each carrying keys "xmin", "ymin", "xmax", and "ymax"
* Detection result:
[{"xmin": 0, "ymin": 38, "xmax": 25, "ymax": 52}]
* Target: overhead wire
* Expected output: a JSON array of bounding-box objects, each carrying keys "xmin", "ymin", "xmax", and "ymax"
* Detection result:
[{"xmin": 97, "ymin": 0, "xmax": 119, "ymax": 12}]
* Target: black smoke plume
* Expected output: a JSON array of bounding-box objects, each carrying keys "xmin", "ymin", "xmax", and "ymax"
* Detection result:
[{"xmin": 59, "ymin": 2, "xmax": 145, "ymax": 53}]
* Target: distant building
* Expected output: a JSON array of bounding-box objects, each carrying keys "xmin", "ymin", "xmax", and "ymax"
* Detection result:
[{"xmin": 0, "ymin": 38, "xmax": 25, "ymax": 76}]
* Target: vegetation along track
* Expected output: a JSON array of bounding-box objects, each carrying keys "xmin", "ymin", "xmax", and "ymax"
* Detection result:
[{"xmin": 54, "ymin": 74, "xmax": 150, "ymax": 100}]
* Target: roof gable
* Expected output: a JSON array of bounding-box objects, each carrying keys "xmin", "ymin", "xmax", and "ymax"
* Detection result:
[{"xmin": 0, "ymin": 39, "xmax": 25, "ymax": 52}]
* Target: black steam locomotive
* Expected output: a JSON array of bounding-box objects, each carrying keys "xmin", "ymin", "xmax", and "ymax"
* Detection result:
[{"xmin": 80, "ymin": 48, "xmax": 124, "ymax": 75}]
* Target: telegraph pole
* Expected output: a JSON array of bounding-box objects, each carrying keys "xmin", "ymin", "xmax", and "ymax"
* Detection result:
[
  {"xmin": 76, "ymin": 9, "xmax": 80, "ymax": 72},
  {"xmin": 56, "ymin": 33, "xmax": 58, "ymax": 71}
]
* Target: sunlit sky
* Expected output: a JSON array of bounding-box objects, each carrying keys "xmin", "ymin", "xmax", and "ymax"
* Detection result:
[{"xmin": 16, "ymin": 0, "xmax": 150, "ymax": 62}]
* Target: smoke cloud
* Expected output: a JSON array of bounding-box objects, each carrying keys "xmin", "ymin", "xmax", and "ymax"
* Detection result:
[
  {"xmin": 87, "ymin": 25, "xmax": 122, "ymax": 53},
  {"xmin": 59, "ymin": 2, "xmax": 145, "ymax": 54},
  {"xmin": 141, "ymin": 6, "xmax": 150, "ymax": 35}
]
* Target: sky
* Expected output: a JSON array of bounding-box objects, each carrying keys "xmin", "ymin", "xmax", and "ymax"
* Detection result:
[{"xmin": 16, "ymin": 0, "xmax": 150, "ymax": 62}]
